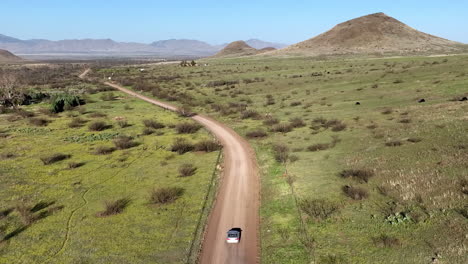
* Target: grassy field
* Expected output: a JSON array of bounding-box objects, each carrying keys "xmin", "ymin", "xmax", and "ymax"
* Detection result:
[
  {"xmin": 0, "ymin": 79, "xmax": 221, "ymax": 263},
  {"xmin": 92, "ymin": 54, "xmax": 468, "ymax": 263}
]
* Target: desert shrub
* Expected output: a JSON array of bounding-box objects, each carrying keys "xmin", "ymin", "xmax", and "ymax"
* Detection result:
[
  {"xmin": 149, "ymin": 187, "xmax": 185, "ymax": 204},
  {"xmin": 113, "ymin": 135, "xmax": 137, "ymax": 150},
  {"xmin": 312, "ymin": 116, "xmax": 327, "ymax": 125},
  {"xmin": 381, "ymin": 108, "xmax": 393, "ymax": 115},
  {"xmin": 40, "ymin": 153, "xmax": 71, "ymax": 165},
  {"xmin": 331, "ymin": 122, "xmax": 347, "ymax": 132},
  {"xmin": 195, "ymin": 140, "xmax": 221, "ymax": 152},
  {"xmin": 290, "ymin": 101, "xmax": 301, "ymax": 106},
  {"xmin": 68, "ymin": 117, "xmax": 87, "ymax": 128},
  {"xmin": 265, "ymin": 94, "xmax": 275, "ymax": 105},
  {"xmin": 175, "ymin": 122, "xmax": 201, "ymax": 134},
  {"xmin": 246, "ymin": 129, "xmax": 268, "ymax": 138},
  {"xmin": 273, "ymin": 143, "xmax": 289, "ymax": 163},
  {"xmin": 240, "ymin": 109, "xmax": 260, "ymax": 119},
  {"xmin": 342, "ymin": 185, "xmax": 369, "ymax": 200},
  {"xmin": 116, "ymin": 119, "xmax": 128, "ymax": 128},
  {"xmin": 339, "ymin": 169, "xmax": 374, "ymax": 183},
  {"xmin": 88, "ymin": 121, "xmax": 110, "ymax": 131},
  {"xmin": 372, "ymin": 234, "xmax": 400, "ymax": 247},
  {"xmin": 299, "ymin": 198, "xmax": 339, "ymax": 221},
  {"xmin": 142, "ymin": 128, "xmax": 154, "ymax": 135},
  {"xmin": 399, "ymin": 118, "xmax": 411, "ymax": 123},
  {"xmin": 271, "ymin": 123, "xmax": 293, "ymax": 133},
  {"xmin": 289, "ymin": 117, "xmax": 306, "ymax": 128},
  {"xmin": 289, "ymin": 154, "xmax": 299, "ymax": 162},
  {"xmin": 94, "ymin": 146, "xmax": 116, "ymax": 155},
  {"xmin": 99, "ymin": 92, "xmax": 115, "ymax": 101},
  {"xmin": 307, "ymin": 143, "xmax": 330, "ymax": 152},
  {"xmin": 29, "ymin": 118, "xmax": 49, "ymax": 127},
  {"xmin": 170, "ymin": 138, "xmax": 194, "ymax": 154},
  {"xmin": 98, "ymin": 198, "xmax": 130, "ymax": 217},
  {"xmin": 68, "ymin": 162, "xmax": 84, "ymax": 169},
  {"xmin": 179, "ymin": 163, "xmax": 197, "ymax": 177},
  {"xmin": 385, "ymin": 140, "xmax": 403, "ymax": 147},
  {"xmin": 263, "ymin": 116, "xmax": 279, "ymax": 126},
  {"xmin": 50, "ymin": 94, "xmax": 84, "ymax": 113},
  {"xmin": 143, "ymin": 119, "xmax": 165, "ymax": 129},
  {"xmin": 206, "ymin": 80, "xmax": 239, "ymax": 87},
  {"xmin": 407, "ymin": 137, "xmax": 422, "ymax": 143},
  {"xmin": 0, "ymin": 152, "xmax": 15, "ymax": 160}
]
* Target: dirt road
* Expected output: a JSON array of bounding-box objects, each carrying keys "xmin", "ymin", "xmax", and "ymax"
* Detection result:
[{"xmin": 101, "ymin": 81, "xmax": 260, "ymax": 263}]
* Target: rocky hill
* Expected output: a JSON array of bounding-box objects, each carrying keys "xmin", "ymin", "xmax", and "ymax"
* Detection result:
[{"xmin": 0, "ymin": 49, "xmax": 23, "ymax": 63}]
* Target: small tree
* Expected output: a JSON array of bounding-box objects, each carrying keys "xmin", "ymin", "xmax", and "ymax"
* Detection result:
[
  {"xmin": 0, "ymin": 70, "xmax": 24, "ymax": 108},
  {"xmin": 190, "ymin": 60, "xmax": 197, "ymax": 66}
]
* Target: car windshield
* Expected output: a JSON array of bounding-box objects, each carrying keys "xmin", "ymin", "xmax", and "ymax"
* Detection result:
[{"xmin": 228, "ymin": 233, "xmax": 238, "ymax": 237}]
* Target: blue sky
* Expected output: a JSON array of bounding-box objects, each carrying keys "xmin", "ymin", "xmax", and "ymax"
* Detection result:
[{"xmin": 2, "ymin": 0, "xmax": 467, "ymax": 44}]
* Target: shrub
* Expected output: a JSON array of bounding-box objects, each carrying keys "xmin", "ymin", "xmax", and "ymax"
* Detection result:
[
  {"xmin": 116, "ymin": 119, "xmax": 128, "ymax": 128},
  {"xmin": 339, "ymin": 169, "xmax": 374, "ymax": 183},
  {"xmin": 290, "ymin": 101, "xmax": 301, "ymax": 106},
  {"xmin": 68, "ymin": 162, "xmax": 84, "ymax": 169},
  {"xmin": 15, "ymin": 204, "xmax": 36, "ymax": 225},
  {"xmin": 68, "ymin": 117, "xmax": 87, "ymax": 128},
  {"xmin": 331, "ymin": 122, "xmax": 347, "ymax": 132},
  {"xmin": 307, "ymin": 143, "xmax": 330, "ymax": 152},
  {"xmin": 399, "ymin": 118, "xmax": 411, "ymax": 123},
  {"xmin": 263, "ymin": 116, "xmax": 279, "ymax": 126},
  {"xmin": 195, "ymin": 140, "xmax": 221, "ymax": 152},
  {"xmin": 143, "ymin": 119, "xmax": 165, "ymax": 129},
  {"xmin": 381, "ymin": 108, "xmax": 393, "ymax": 115},
  {"xmin": 342, "ymin": 185, "xmax": 369, "ymax": 200},
  {"xmin": 100, "ymin": 92, "xmax": 115, "ymax": 101},
  {"xmin": 177, "ymin": 105, "xmax": 195, "ymax": 117},
  {"xmin": 89, "ymin": 121, "xmax": 110, "ymax": 131},
  {"xmin": 240, "ymin": 109, "xmax": 260, "ymax": 119},
  {"xmin": 149, "ymin": 187, "xmax": 185, "ymax": 204},
  {"xmin": 179, "ymin": 163, "xmax": 197, "ymax": 177},
  {"xmin": 170, "ymin": 138, "xmax": 194, "ymax": 154},
  {"xmin": 94, "ymin": 146, "xmax": 116, "ymax": 155},
  {"xmin": 50, "ymin": 94, "xmax": 84, "ymax": 113},
  {"xmin": 385, "ymin": 140, "xmax": 402, "ymax": 147},
  {"xmin": 299, "ymin": 198, "xmax": 339, "ymax": 221},
  {"xmin": 246, "ymin": 129, "xmax": 268, "ymax": 138},
  {"xmin": 273, "ymin": 143, "xmax": 289, "ymax": 163},
  {"xmin": 29, "ymin": 118, "xmax": 49, "ymax": 127},
  {"xmin": 113, "ymin": 135, "xmax": 137, "ymax": 150},
  {"xmin": 175, "ymin": 122, "xmax": 201, "ymax": 134},
  {"xmin": 142, "ymin": 128, "xmax": 154, "ymax": 135},
  {"xmin": 271, "ymin": 123, "xmax": 293, "ymax": 133},
  {"xmin": 289, "ymin": 117, "xmax": 306, "ymax": 128},
  {"xmin": 407, "ymin": 137, "xmax": 422, "ymax": 143},
  {"xmin": 40, "ymin": 153, "xmax": 71, "ymax": 165},
  {"xmin": 372, "ymin": 234, "xmax": 401, "ymax": 247},
  {"xmin": 98, "ymin": 198, "xmax": 130, "ymax": 217}
]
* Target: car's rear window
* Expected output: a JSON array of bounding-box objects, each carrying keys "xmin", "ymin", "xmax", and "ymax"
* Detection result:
[{"xmin": 228, "ymin": 233, "xmax": 238, "ymax": 237}]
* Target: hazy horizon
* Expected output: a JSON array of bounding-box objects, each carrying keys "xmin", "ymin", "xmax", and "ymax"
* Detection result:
[{"xmin": 1, "ymin": 0, "xmax": 468, "ymax": 45}]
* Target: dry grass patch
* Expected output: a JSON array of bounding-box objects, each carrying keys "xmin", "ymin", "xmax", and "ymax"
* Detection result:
[
  {"xmin": 40, "ymin": 153, "xmax": 71, "ymax": 165},
  {"xmin": 98, "ymin": 198, "xmax": 130, "ymax": 217},
  {"xmin": 149, "ymin": 187, "xmax": 185, "ymax": 204}
]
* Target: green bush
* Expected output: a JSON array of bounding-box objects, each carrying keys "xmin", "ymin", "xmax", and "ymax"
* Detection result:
[
  {"xmin": 50, "ymin": 94, "xmax": 84, "ymax": 113},
  {"xmin": 149, "ymin": 187, "xmax": 185, "ymax": 204}
]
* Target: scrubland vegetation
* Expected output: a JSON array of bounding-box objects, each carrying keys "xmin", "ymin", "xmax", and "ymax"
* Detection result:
[
  {"xmin": 0, "ymin": 65, "xmax": 221, "ymax": 263},
  {"xmin": 88, "ymin": 54, "xmax": 468, "ymax": 263}
]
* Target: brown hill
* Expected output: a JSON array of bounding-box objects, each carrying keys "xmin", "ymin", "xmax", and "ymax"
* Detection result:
[
  {"xmin": 213, "ymin": 41, "xmax": 258, "ymax": 57},
  {"xmin": 257, "ymin": 47, "xmax": 277, "ymax": 53},
  {"xmin": 0, "ymin": 49, "xmax": 23, "ymax": 63},
  {"xmin": 273, "ymin": 12, "xmax": 466, "ymax": 56}
]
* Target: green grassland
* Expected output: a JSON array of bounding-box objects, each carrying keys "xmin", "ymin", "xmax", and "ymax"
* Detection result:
[
  {"xmin": 93, "ymin": 55, "xmax": 468, "ymax": 263},
  {"xmin": 0, "ymin": 84, "xmax": 220, "ymax": 263}
]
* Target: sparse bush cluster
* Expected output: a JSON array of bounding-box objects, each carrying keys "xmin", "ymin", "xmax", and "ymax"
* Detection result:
[
  {"xmin": 89, "ymin": 121, "xmax": 110, "ymax": 131},
  {"xmin": 311, "ymin": 117, "xmax": 346, "ymax": 132},
  {"xmin": 246, "ymin": 129, "xmax": 268, "ymax": 138},
  {"xmin": 143, "ymin": 119, "xmax": 165, "ymax": 129},
  {"xmin": 339, "ymin": 169, "xmax": 374, "ymax": 183},
  {"xmin": 40, "ymin": 153, "xmax": 71, "ymax": 165},
  {"xmin": 342, "ymin": 185, "xmax": 368, "ymax": 200},
  {"xmin": 149, "ymin": 187, "xmax": 185, "ymax": 204},
  {"xmin": 179, "ymin": 163, "xmax": 197, "ymax": 177},
  {"xmin": 98, "ymin": 198, "xmax": 130, "ymax": 217},
  {"xmin": 113, "ymin": 135, "xmax": 137, "ymax": 150},
  {"xmin": 175, "ymin": 122, "xmax": 201, "ymax": 134},
  {"xmin": 272, "ymin": 143, "xmax": 289, "ymax": 163},
  {"xmin": 299, "ymin": 198, "xmax": 339, "ymax": 221}
]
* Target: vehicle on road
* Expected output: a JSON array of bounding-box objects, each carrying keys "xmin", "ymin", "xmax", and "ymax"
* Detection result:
[{"xmin": 226, "ymin": 228, "xmax": 242, "ymax": 243}]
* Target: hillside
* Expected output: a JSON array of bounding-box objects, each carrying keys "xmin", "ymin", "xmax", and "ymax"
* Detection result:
[
  {"xmin": 0, "ymin": 49, "xmax": 23, "ymax": 62},
  {"xmin": 273, "ymin": 12, "xmax": 467, "ymax": 56},
  {"xmin": 213, "ymin": 41, "xmax": 259, "ymax": 57}
]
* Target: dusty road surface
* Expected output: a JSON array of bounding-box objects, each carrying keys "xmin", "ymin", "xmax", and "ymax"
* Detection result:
[{"xmin": 99, "ymin": 79, "xmax": 260, "ymax": 263}]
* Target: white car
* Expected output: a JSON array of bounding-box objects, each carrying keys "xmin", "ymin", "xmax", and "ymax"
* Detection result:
[{"xmin": 226, "ymin": 228, "xmax": 242, "ymax": 243}]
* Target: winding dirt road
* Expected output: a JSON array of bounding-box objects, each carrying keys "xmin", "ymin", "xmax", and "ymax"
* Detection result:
[{"xmin": 101, "ymin": 80, "xmax": 260, "ymax": 263}]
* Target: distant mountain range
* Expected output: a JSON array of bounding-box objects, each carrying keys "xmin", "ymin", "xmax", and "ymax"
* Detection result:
[{"xmin": 0, "ymin": 34, "xmax": 287, "ymax": 58}]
